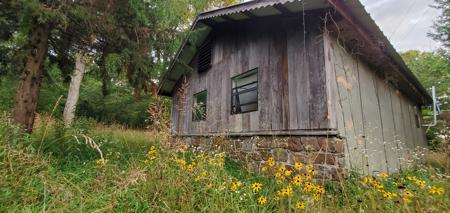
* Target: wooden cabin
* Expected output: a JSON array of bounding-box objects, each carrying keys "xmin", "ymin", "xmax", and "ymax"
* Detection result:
[{"xmin": 159, "ymin": 0, "xmax": 432, "ymax": 177}]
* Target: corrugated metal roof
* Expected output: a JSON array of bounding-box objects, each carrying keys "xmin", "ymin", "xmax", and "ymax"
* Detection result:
[
  {"xmin": 158, "ymin": 0, "xmax": 432, "ymax": 104},
  {"xmin": 198, "ymin": 0, "xmax": 297, "ymax": 20}
]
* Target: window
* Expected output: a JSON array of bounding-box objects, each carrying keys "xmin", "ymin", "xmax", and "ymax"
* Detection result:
[
  {"xmin": 414, "ymin": 107, "xmax": 421, "ymax": 128},
  {"xmin": 197, "ymin": 39, "xmax": 212, "ymax": 73},
  {"xmin": 231, "ymin": 69, "xmax": 258, "ymax": 114},
  {"xmin": 192, "ymin": 90, "xmax": 207, "ymax": 121}
]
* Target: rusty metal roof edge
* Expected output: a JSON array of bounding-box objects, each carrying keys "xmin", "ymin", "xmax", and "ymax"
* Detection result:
[{"xmin": 198, "ymin": 0, "xmax": 298, "ymax": 20}]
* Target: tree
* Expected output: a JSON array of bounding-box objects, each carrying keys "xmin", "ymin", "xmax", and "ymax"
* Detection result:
[
  {"xmin": 12, "ymin": 0, "xmax": 96, "ymax": 132},
  {"xmin": 401, "ymin": 50, "xmax": 450, "ymax": 110},
  {"xmin": 429, "ymin": 0, "xmax": 450, "ymax": 54}
]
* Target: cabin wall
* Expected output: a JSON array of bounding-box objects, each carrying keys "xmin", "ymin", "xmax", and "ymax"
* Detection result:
[
  {"xmin": 324, "ymin": 34, "xmax": 427, "ymax": 175},
  {"xmin": 171, "ymin": 15, "xmax": 331, "ymax": 135}
]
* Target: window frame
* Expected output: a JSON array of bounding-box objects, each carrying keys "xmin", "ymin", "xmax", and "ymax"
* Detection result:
[
  {"xmin": 192, "ymin": 90, "xmax": 207, "ymax": 122},
  {"xmin": 231, "ymin": 68, "xmax": 259, "ymax": 115}
]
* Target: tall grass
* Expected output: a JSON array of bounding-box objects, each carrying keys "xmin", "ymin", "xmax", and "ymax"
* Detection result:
[{"xmin": 0, "ymin": 112, "xmax": 449, "ymax": 212}]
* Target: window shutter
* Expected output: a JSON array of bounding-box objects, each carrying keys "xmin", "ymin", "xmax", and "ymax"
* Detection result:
[{"xmin": 198, "ymin": 39, "xmax": 212, "ymax": 73}]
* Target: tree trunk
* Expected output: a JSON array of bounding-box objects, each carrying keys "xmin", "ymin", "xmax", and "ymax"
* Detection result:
[
  {"xmin": 63, "ymin": 52, "xmax": 86, "ymax": 127},
  {"xmin": 13, "ymin": 24, "xmax": 49, "ymax": 133}
]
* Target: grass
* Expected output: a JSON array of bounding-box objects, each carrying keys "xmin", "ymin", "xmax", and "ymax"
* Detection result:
[{"xmin": 0, "ymin": 113, "xmax": 449, "ymax": 212}]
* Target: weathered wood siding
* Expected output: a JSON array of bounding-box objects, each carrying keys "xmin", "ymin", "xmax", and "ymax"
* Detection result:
[
  {"xmin": 324, "ymin": 34, "xmax": 427, "ymax": 175},
  {"xmin": 171, "ymin": 15, "xmax": 331, "ymax": 135}
]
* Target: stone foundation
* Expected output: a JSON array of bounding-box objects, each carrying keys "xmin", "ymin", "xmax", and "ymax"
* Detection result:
[{"xmin": 170, "ymin": 135, "xmax": 346, "ymax": 180}]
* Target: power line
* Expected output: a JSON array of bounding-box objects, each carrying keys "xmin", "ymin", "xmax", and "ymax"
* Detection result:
[
  {"xmin": 389, "ymin": 0, "xmax": 418, "ymax": 40},
  {"xmin": 398, "ymin": 7, "xmax": 430, "ymax": 43}
]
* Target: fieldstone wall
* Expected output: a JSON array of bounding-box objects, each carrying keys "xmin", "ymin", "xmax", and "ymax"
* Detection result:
[{"xmin": 169, "ymin": 135, "xmax": 346, "ymax": 180}]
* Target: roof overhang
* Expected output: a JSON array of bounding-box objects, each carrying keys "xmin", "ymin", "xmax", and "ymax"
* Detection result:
[{"xmin": 158, "ymin": 0, "xmax": 432, "ymax": 105}]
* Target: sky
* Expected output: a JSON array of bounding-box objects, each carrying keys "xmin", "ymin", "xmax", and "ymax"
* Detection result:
[{"xmin": 359, "ymin": 0, "xmax": 441, "ymax": 52}]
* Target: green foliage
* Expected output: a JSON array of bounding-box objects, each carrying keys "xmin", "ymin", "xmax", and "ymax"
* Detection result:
[
  {"xmin": 401, "ymin": 50, "xmax": 450, "ymax": 109},
  {"xmin": 0, "ymin": 114, "xmax": 449, "ymax": 212},
  {"xmin": 429, "ymin": 0, "xmax": 450, "ymax": 53},
  {"xmin": 76, "ymin": 75, "xmax": 151, "ymax": 128},
  {"xmin": 402, "ymin": 50, "xmax": 450, "ymax": 149}
]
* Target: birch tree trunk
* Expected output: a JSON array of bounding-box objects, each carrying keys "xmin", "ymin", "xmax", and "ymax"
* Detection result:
[
  {"xmin": 63, "ymin": 52, "xmax": 86, "ymax": 127},
  {"xmin": 13, "ymin": 24, "xmax": 49, "ymax": 133}
]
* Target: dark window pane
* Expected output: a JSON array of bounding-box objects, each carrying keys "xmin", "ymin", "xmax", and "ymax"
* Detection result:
[
  {"xmin": 193, "ymin": 91, "xmax": 207, "ymax": 121},
  {"xmin": 231, "ymin": 69, "xmax": 258, "ymax": 114}
]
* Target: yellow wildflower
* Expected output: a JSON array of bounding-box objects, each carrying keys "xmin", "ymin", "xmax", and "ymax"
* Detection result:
[
  {"xmin": 296, "ymin": 201, "xmax": 305, "ymax": 209},
  {"xmin": 187, "ymin": 163, "xmax": 195, "ymax": 172},
  {"xmin": 146, "ymin": 146, "xmax": 158, "ymax": 162},
  {"xmin": 257, "ymin": 196, "xmax": 267, "ymax": 205},
  {"xmin": 303, "ymin": 173, "xmax": 312, "ymax": 180},
  {"xmin": 251, "ymin": 183, "xmax": 263, "ymax": 192},
  {"xmin": 303, "ymin": 182, "xmax": 314, "ymax": 193},
  {"xmin": 284, "ymin": 169, "xmax": 293, "ymax": 177},
  {"xmin": 312, "ymin": 193, "xmax": 321, "ymax": 201},
  {"xmin": 281, "ymin": 186, "xmax": 293, "ymax": 197},
  {"xmin": 96, "ymin": 158, "xmax": 109, "ymax": 165},
  {"xmin": 275, "ymin": 172, "xmax": 282, "ymax": 178},
  {"xmin": 315, "ymin": 186, "xmax": 325, "ymax": 194},
  {"xmin": 292, "ymin": 175, "xmax": 303, "ymax": 186},
  {"xmin": 206, "ymin": 182, "xmax": 213, "ymax": 188},
  {"xmin": 261, "ymin": 166, "xmax": 268, "ymax": 172},
  {"xmin": 383, "ymin": 191, "xmax": 396, "ymax": 199},
  {"xmin": 363, "ymin": 176, "xmax": 373, "ymax": 184},
  {"xmin": 306, "ymin": 164, "xmax": 314, "ymax": 171},
  {"xmin": 278, "ymin": 166, "xmax": 286, "ymax": 173},
  {"xmin": 378, "ymin": 172, "xmax": 389, "ymax": 179},
  {"xmin": 294, "ymin": 162, "xmax": 303, "ymax": 171},
  {"xmin": 407, "ymin": 176, "xmax": 417, "ymax": 181},
  {"xmin": 267, "ymin": 157, "xmax": 275, "ymax": 167},
  {"xmin": 414, "ymin": 179, "xmax": 426, "ymax": 188},
  {"xmin": 402, "ymin": 190, "xmax": 414, "ymax": 201},
  {"xmin": 429, "ymin": 186, "xmax": 445, "ymax": 195},
  {"xmin": 231, "ymin": 181, "xmax": 242, "ymax": 192},
  {"xmin": 276, "ymin": 178, "xmax": 284, "ymax": 185}
]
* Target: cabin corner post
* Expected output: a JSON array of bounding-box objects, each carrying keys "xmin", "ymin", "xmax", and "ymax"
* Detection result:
[{"xmin": 169, "ymin": 135, "xmax": 347, "ymax": 180}]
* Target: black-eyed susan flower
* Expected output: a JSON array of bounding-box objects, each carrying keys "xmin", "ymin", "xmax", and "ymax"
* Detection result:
[
  {"xmin": 378, "ymin": 172, "xmax": 389, "ymax": 179},
  {"xmin": 278, "ymin": 166, "xmax": 286, "ymax": 173},
  {"xmin": 294, "ymin": 162, "xmax": 303, "ymax": 171},
  {"xmin": 407, "ymin": 176, "xmax": 417, "ymax": 181},
  {"xmin": 414, "ymin": 179, "xmax": 426, "ymax": 188},
  {"xmin": 275, "ymin": 172, "xmax": 282, "ymax": 178},
  {"xmin": 292, "ymin": 175, "xmax": 303, "ymax": 186},
  {"xmin": 231, "ymin": 181, "xmax": 242, "ymax": 192},
  {"xmin": 401, "ymin": 190, "xmax": 414, "ymax": 202},
  {"xmin": 429, "ymin": 186, "xmax": 445, "ymax": 195},
  {"xmin": 251, "ymin": 182, "xmax": 263, "ymax": 192},
  {"xmin": 267, "ymin": 157, "xmax": 275, "ymax": 167},
  {"xmin": 296, "ymin": 201, "xmax": 305, "ymax": 209},
  {"xmin": 281, "ymin": 186, "xmax": 293, "ymax": 197},
  {"xmin": 312, "ymin": 193, "xmax": 321, "ymax": 201},
  {"xmin": 284, "ymin": 169, "xmax": 293, "ymax": 177},
  {"xmin": 383, "ymin": 191, "xmax": 397, "ymax": 199},
  {"xmin": 257, "ymin": 196, "xmax": 267, "ymax": 205}
]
